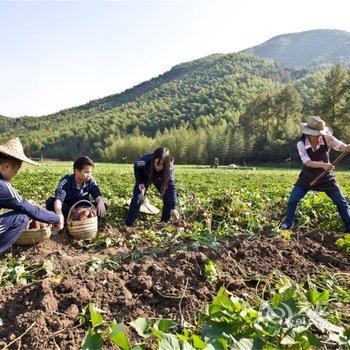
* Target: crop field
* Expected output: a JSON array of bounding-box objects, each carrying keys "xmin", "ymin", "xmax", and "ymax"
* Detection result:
[{"xmin": 0, "ymin": 163, "xmax": 349, "ymax": 349}]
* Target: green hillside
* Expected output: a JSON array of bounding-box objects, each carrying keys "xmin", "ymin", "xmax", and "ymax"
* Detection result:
[
  {"xmin": 0, "ymin": 54, "xmax": 298, "ymax": 160},
  {"xmin": 242, "ymin": 29, "xmax": 350, "ymax": 69},
  {"xmin": 1, "ymin": 49, "xmax": 349, "ymax": 164}
]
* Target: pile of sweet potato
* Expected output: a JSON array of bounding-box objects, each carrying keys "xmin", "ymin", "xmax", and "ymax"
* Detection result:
[
  {"xmin": 27, "ymin": 200, "xmax": 50, "ymax": 230},
  {"xmin": 28, "ymin": 221, "xmax": 49, "ymax": 230},
  {"xmin": 70, "ymin": 207, "xmax": 97, "ymax": 221}
]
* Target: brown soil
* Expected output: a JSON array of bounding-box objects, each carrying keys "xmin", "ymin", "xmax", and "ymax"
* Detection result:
[{"xmin": 0, "ymin": 228, "xmax": 349, "ymax": 349}]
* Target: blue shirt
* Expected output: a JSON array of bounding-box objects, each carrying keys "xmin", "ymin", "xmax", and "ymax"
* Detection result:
[
  {"xmin": 0, "ymin": 175, "xmax": 60, "ymax": 224},
  {"xmin": 134, "ymin": 153, "xmax": 175, "ymax": 186},
  {"xmin": 54, "ymin": 174, "xmax": 102, "ymax": 206}
]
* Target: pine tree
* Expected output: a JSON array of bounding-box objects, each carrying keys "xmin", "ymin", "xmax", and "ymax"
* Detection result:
[{"xmin": 316, "ymin": 64, "xmax": 347, "ymax": 132}]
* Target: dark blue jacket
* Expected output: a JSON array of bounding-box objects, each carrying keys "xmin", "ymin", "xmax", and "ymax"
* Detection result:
[
  {"xmin": 134, "ymin": 153, "xmax": 175, "ymax": 186},
  {"xmin": 54, "ymin": 174, "xmax": 102, "ymax": 207},
  {"xmin": 0, "ymin": 175, "xmax": 60, "ymax": 224}
]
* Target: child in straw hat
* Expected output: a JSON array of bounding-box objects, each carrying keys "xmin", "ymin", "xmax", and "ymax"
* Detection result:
[
  {"xmin": 280, "ymin": 116, "xmax": 350, "ymax": 231},
  {"xmin": 125, "ymin": 147, "xmax": 180, "ymax": 227},
  {"xmin": 0, "ymin": 138, "xmax": 62, "ymax": 254}
]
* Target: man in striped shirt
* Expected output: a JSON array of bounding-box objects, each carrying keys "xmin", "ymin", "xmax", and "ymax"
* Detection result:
[{"xmin": 0, "ymin": 138, "xmax": 61, "ymax": 254}]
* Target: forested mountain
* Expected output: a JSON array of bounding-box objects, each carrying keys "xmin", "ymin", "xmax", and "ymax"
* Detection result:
[
  {"xmin": 0, "ymin": 54, "xmax": 298, "ymax": 160},
  {"xmin": 1, "ymin": 32, "xmax": 350, "ymax": 164},
  {"xmin": 242, "ymin": 29, "xmax": 350, "ymax": 70}
]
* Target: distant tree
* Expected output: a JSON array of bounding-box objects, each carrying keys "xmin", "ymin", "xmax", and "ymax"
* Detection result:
[
  {"xmin": 316, "ymin": 64, "xmax": 347, "ymax": 132},
  {"xmin": 273, "ymin": 85, "xmax": 302, "ymax": 138}
]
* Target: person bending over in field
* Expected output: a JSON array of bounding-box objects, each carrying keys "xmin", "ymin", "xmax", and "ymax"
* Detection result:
[
  {"xmin": 46, "ymin": 156, "xmax": 106, "ymax": 227},
  {"xmin": 0, "ymin": 138, "xmax": 61, "ymax": 254},
  {"xmin": 125, "ymin": 147, "xmax": 180, "ymax": 227},
  {"xmin": 280, "ymin": 116, "xmax": 350, "ymax": 232}
]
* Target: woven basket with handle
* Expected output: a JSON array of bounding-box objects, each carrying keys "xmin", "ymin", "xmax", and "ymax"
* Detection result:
[
  {"xmin": 67, "ymin": 200, "xmax": 98, "ymax": 240},
  {"xmin": 15, "ymin": 226, "xmax": 51, "ymax": 245}
]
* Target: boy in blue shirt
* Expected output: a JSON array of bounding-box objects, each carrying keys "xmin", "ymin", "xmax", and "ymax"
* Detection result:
[
  {"xmin": 0, "ymin": 138, "xmax": 62, "ymax": 255},
  {"xmin": 46, "ymin": 156, "xmax": 106, "ymax": 222}
]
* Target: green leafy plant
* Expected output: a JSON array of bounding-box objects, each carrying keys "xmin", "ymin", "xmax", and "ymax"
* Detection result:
[
  {"xmin": 127, "ymin": 275, "xmax": 350, "ymax": 350},
  {"xmin": 86, "ymin": 233, "xmax": 114, "ymax": 249},
  {"xmin": 85, "ymin": 258, "xmax": 120, "ymax": 273},
  {"xmin": 0, "ymin": 254, "xmax": 54, "ymax": 287},
  {"xmin": 130, "ymin": 317, "xmax": 202, "ymax": 350},
  {"xmin": 204, "ymin": 260, "xmax": 219, "ymax": 283},
  {"xmin": 79, "ymin": 303, "xmax": 144, "ymax": 350},
  {"xmin": 335, "ymin": 234, "xmax": 350, "ymax": 252}
]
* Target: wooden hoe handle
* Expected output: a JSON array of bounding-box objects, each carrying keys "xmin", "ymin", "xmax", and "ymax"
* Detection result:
[{"xmin": 310, "ymin": 152, "xmax": 349, "ymax": 187}]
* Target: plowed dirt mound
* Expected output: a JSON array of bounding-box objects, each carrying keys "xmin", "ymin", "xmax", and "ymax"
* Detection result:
[{"xmin": 0, "ymin": 229, "xmax": 349, "ymax": 349}]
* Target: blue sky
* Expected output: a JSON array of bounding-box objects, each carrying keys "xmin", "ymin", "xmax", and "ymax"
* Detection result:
[{"xmin": 1, "ymin": 0, "xmax": 350, "ymax": 117}]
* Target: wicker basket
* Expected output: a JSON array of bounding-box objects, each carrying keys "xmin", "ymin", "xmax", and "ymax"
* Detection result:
[
  {"xmin": 15, "ymin": 226, "xmax": 51, "ymax": 245},
  {"xmin": 67, "ymin": 200, "xmax": 98, "ymax": 240}
]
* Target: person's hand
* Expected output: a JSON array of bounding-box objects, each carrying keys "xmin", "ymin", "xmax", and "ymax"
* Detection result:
[
  {"xmin": 53, "ymin": 214, "xmax": 64, "ymax": 232},
  {"xmin": 96, "ymin": 200, "xmax": 106, "ymax": 217},
  {"xmin": 323, "ymin": 163, "xmax": 335, "ymax": 172},
  {"xmin": 138, "ymin": 183, "xmax": 146, "ymax": 195},
  {"xmin": 339, "ymin": 144, "xmax": 350, "ymax": 152},
  {"xmin": 27, "ymin": 219, "xmax": 33, "ymax": 229}
]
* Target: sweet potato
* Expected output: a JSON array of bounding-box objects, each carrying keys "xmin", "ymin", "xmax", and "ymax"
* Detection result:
[
  {"xmin": 28, "ymin": 221, "xmax": 49, "ymax": 230},
  {"xmin": 70, "ymin": 207, "xmax": 97, "ymax": 221}
]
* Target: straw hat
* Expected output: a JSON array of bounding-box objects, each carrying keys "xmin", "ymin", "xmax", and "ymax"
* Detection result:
[
  {"xmin": 300, "ymin": 116, "xmax": 330, "ymax": 136},
  {"xmin": 126, "ymin": 197, "xmax": 160, "ymax": 215},
  {"xmin": 0, "ymin": 138, "xmax": 38, "ymax": 166}
]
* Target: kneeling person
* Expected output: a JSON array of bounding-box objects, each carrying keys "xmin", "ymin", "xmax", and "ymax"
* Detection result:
[
  {"xmin": 0, "ymin": 138, "xmax": 61, "ymax": 255},
  {"xmin": 46, "ymin": 156, "xmax": 106, "ymax": 225}
]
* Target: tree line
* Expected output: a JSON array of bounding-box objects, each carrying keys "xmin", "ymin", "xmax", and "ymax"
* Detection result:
[{"xmin": 102, "ymin": 64, "xmax": 350, "ymax": 164}]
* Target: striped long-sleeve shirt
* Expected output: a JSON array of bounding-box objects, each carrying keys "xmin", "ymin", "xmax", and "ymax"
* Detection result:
[
  {"xmin": 0, "ymin": 175, "xmax": 60, "ymax": 224},
  {"xmin": 54, "ymin": 174, "xmax": 102, "ymax": 206}
]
